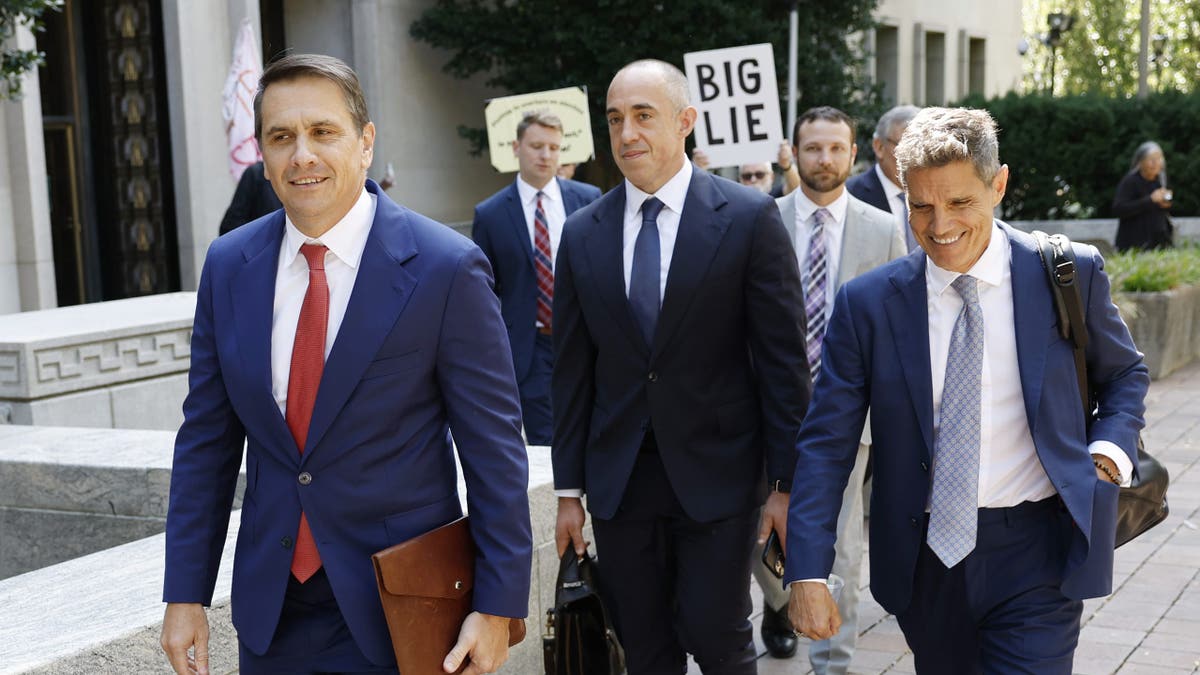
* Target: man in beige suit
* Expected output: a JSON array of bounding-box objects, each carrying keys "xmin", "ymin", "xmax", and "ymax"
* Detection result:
[{"xmin": 755, "ymin": 106, "xmax": 905, "ymax": 673}]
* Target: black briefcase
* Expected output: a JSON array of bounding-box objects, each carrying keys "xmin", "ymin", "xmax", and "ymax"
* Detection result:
[{"xmin": 543, "ymin": 549, "xmax": 625, "ymax": 675}]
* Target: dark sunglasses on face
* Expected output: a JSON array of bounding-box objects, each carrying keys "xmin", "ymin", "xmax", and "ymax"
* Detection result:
[{"xmin": 741, "ymin": 171, "xmax": 769, "ymax": 181}]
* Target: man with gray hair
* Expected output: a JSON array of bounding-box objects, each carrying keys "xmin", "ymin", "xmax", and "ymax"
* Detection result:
[
  {"xmin": 846, "ymin": 104, "xmax": 921, "ymax": 251},
  {"xmin": 785, "ymin": 107, "xmax": 1148, "ymax": 673}
]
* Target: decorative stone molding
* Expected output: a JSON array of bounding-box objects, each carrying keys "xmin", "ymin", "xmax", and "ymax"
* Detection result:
[{"xmin": 0, "ymin": 292, "xmax": 196, "ymax": 400}]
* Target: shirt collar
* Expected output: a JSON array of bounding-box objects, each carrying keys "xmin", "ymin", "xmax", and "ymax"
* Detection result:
[
  {"xmin": 874, "ymin": 163, "xmax": 904, "ymax": 198},
  {"xmin": 623, "ymin": 158, "xmax": 693, "ymax": 221},
  {"xmin": 793, "ymin": 188, "xmax": 849, "ymax": 229},
  {"xmin": 926, "ymin": 221, "xmax": 1009, "ymax": 296},
  {"xmin": 517, "ymin": 174, "xmax": 562, "ymax": 206},
  {"xmin": 282, "ymin": 187, "xmax": 375, "ymax": 270}
]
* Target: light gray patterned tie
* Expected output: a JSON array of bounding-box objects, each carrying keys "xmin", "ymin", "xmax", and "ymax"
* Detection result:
[
  {"xmin": 927, "ymin": 274, "xmax": 983, "ymax": 568},
  {"xmin": 803, "ymin": 209, "xmax": 830, "ymax": 376}
]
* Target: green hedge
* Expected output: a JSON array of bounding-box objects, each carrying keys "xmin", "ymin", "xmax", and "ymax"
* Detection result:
[
  {"xmin": 1105, "ymin": 243, "xmax": 1200, "ymax": 293},
  {"xmin": 945, "ymin": 91, "xmax": 1200, "ymax": 221}
]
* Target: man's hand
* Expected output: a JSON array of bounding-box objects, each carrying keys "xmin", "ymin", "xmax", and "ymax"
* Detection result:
[
  {"xmin": 555, "ymin": 497, "xmax": 588, "ymax": 557},
  {"xmin": 788, "ymin": 580, "xmax": 841, "ymax": 641},
  {"xmin": 161, "ymin": 602, "xmax": 210, "ymax": 675},
  {"xmin": 443, "ymin": 611, "xmax": 512, "ymax": 674},
  {"xmin": 1093, "ymin": 453, "xmax": 1121, "ymax": 485},
  {"xmin": 757, "ymin": 490, "xmax": 790, "ymax": 549},
  {"xmin": 777, "ymin": 142, "xmax": 794, "ymax": 171}
]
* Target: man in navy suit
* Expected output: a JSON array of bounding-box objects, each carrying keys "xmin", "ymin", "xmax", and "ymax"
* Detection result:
[
  {"xmin": 786, "ymin": 107, "xmax": 1149, "ymax": 673},
  {"xmin": 845, "ymin": 105, "xmax": 920, "ymax": 252},
  {"xmin": 553, "ymin": 59, "xmax": 809, "ymax": 674},
  {"xmin": 160, "ymin": 54, "xmax": 532, "ymax": 675},
  {"xmin": 472, "ymin": 112, "xmax": 601, "ymax": 444}
]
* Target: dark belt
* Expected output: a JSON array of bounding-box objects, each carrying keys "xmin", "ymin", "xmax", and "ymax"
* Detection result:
[{"xmin": 976, "ymin": 496, "xmax": 1062, "ymax": 526}]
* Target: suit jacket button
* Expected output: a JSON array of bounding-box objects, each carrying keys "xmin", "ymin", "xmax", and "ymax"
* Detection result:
[
  {"xmin": 280, "ymin": 536, "xmax": 293, "ymax": 549},
  {"xmin": 921, "ymin": 461, "xmax": 929, "ymax": 472},
  {"xmin": 647, "ymin": 372, "xmax": 658, "ymax": 382},
  {"xmin": 910, "ymin": 517, "xmax": 919, "ymax": 527},
  {"xmin": 298, "ymin": 472, "xmax": 312, "ymax": 485}
]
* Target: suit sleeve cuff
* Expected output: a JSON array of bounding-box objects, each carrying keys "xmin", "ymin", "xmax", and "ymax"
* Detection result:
[
  {"xmin": 785, "ymin": 578, "xmax": 829, "ymax": 589},
  {"xmin": 554, "ymin": 488, "xmax": 583, "ymax": 498},
  {"xmin": 1089, "ymin": 440, "xmax": 1133, "ymax": 487}
]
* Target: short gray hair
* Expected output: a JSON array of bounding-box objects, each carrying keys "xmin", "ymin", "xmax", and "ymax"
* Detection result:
[
  {"xmin": 894, "ymin": 107, "xmax": 1000, "ymax": 189},
  {"xmin": 613, "ymin": 59, "xmax": 690, "ymax": 112},
  {"xmin": 873, "ymin": 104, "xmax": 920, "ymax": 140}
]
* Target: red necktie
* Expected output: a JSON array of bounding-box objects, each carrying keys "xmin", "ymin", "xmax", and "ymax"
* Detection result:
[
  {"xmin": 533, "ymin": 192, "xmax": 554, "ymax": 329},
  {"xmin": 287, "ymin": 243, "xmax": 327, "ymax": 582}
]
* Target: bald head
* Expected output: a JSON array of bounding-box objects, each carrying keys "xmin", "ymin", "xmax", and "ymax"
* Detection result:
[{"xmin": 611, "ymin": 59, "xmax": 691, "ymax": 113}]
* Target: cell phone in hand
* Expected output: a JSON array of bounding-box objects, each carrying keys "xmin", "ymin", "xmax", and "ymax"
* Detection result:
[{"xmin": 762, "ymin": 530, "xmax": 785, "ymax": 579}]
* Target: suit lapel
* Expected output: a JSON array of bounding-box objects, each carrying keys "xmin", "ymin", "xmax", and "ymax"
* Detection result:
[
  {"xmin": 559, "ymin": 178, "xmax": 582, "ymax": 214},
  {"xmin": 1005, "ymin": 224, "xmax": 1053, "ymax": 433},
  {"xmin": 837, "ymin": 201, "xmax": 870, "ymax": 289},
  {"xmin": 503, "ymin": 182, "xmax": 534, "ymax": 269},
  {"xmin": 654, "ymin": 169, "xmax": 730, "ymax": 356},
  {"xmin": 777, "ymin": 192, "xmax": 798, "ymax": 246},
  {"xmin": 303, "ymin": 185, "xmax": 419, "ymax": 458},
  {"xmin": 230, "ymin": 212, "xmax": 296, "ymax": 456},
  {"xmin": 583, "ymin": 189, "xmax": 649, "ymax": 355},
  {"xmin": 885, "ymin": 256, "xmax": 935, "ymax": 456}
]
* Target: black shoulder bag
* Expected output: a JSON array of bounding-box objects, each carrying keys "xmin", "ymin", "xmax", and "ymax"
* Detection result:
[
  {"xmin": 543, "ymin": 549, "xmax": 625, "ymax": 675},
  {"xmin": 1033, "ymin": 231, "xmax": 1169, "ymax": 547}
]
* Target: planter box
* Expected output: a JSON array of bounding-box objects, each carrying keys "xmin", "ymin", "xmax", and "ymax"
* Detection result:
[{"xmin": 1119, "ymin": 284, "xmax": 1200, "ymax": 380}]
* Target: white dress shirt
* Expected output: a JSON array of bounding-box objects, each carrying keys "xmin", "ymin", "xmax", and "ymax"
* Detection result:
[
  {"xmin": 271, "ymin": 188, "xmax": 376, "ymax": 416},
  {"xmin": 926, "ymin": 224, "xmax": 1132, "ymax": 509},
  {"xmin": 621, "ymin": 159, "xmax": 693, "ymax": 299},
  {"xmin": 516, "ymin": 175, "xmax": 566, "ymax": 267},
  {"xmin": 875, "ymin": 163, "xmax": 909, "ymax": 244},
  {"xmin": 791, "ymin": 189, "xmax": 848, "ymax": 321}
]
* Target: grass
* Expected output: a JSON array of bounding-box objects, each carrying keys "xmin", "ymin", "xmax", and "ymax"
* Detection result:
[{"xmin": 1105, "ymin": 243, "xmax": 1200, "ymax": 293}]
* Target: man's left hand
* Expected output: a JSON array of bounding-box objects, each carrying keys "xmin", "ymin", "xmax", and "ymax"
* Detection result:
[
  {"xmin": 758, "ymin": 490, "xmax": 790, "ymax": 549},
  {"xmin": 443, "ymin": 611, "xmax": 512, "ymax": 674}
]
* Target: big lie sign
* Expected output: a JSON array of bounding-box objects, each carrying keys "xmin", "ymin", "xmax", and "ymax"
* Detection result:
[{"xmin": 683, "ymin": 44, "xmax": 784, "ymax": 170}]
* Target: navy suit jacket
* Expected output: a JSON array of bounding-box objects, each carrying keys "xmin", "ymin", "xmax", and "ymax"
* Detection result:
[
  {"xmin": 472, "ymin": 178, "xmax": 601, "ymax": 378},
  {"xmin": 845, "ymin": 165, "xmax": 892, "ymax": 214},
  {"xmin": 164, "ymin": 181, "xmax": 533, "ymax": 665},
  {"xmin": 785, "ymin": 222, "xmax": 1149, "ymax": 614},
  {"xmin": 552, "ymin": 166, "xmax": 810, "ymax": 522}
]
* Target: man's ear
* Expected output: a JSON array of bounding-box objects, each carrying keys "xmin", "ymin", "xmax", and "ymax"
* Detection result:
[
  {"xmin": 678, "ymin": 106, "xmax": 698, "ymax": 138},
  {"xmin": 992, "ymin": 164, "xmax": 1009, "ymax": 205},
  {"xmin": 361, "ymin": 121, "xmax": 377, "ymax": 169},
  {"xmin": 512, "ymin": 138, "xmax": 520, "ymax": 157}
]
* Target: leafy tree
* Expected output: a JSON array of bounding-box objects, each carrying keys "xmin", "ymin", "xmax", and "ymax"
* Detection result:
[
  {"xmin": 0, "ymin": 0, "xmax": 60, "ymax": 100},
  {"xmin": 411, "ymin": 0, "xmax": 881, "ymax": 186},
  {"xmin": 1023, "ymin": 0, "xmax": 1200, "ymax": 96}
]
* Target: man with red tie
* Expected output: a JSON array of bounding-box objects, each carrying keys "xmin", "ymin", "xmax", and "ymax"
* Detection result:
[
  {"xmin": 472, "ymin": 112, "xmax": 601, "ymax": 445},
  {"xmin": 160, "ymin": 54, "xmax": 532, "ymax": 675}
]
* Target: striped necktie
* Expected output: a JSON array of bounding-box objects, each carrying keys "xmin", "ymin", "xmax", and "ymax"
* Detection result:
[
  {"xmin": 803, "ymin": 208, "xmax": 831, "ymax": 376},
  {"xmin": 534, "ymin": 191, "xmax": 553, "ymax": 329}
]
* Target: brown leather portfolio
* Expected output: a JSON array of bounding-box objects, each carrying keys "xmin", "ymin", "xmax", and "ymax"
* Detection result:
[{"xmin": 371, "ymin": 516, "xmax": 526, "ymax": 674}]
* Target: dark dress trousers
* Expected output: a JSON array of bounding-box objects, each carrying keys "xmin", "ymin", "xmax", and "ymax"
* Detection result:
[
  {"xmin": 553, "ymin": 166, "xmax": 810, "ymax": 673},
  {"xmin": 472, "ymin": 177, "xmax": 601, "ymax": 444}
]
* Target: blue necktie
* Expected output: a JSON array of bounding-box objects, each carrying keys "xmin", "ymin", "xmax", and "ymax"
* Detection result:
[
  {"xmin": 927, "ymin": 274, "xmax": 984, "ymax": 569},
  {"xmin": 630, "ymin": 197, "xmax": 664, "ymax": 345}
]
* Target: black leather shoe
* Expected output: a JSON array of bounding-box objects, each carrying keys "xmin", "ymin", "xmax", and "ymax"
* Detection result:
[{"xmin": 761, "ymin": 603, "xmax": 798, "ymax": 658}]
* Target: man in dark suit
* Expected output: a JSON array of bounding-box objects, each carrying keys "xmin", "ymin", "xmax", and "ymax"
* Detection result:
[
  {"xmin": 845, "ymin": 104, "xmax": 920, "ymax": 252},
  {"xmin": 472, "ymin": 112, "xmax": 601, "ymax": 445},
  {"xmin": 553, "ymin": 59, "xmax": 810, "ymax": 674},
  {"xmin": 160, "ymin": 54, "xmax": 532, "ymax": 675},
  {"xmin": 786, "ymin": 107, "xmax": 1149, "ymax": 673}
]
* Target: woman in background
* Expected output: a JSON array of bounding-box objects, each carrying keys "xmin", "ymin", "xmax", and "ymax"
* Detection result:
[{"xmin": 1112, "ymin": 141, "xmax": 1174, "ymax": 251}]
